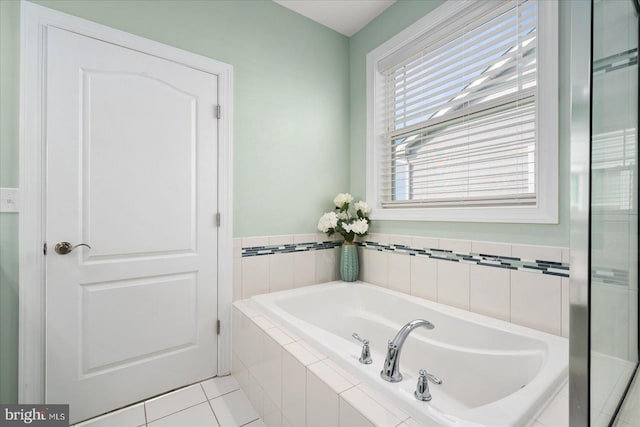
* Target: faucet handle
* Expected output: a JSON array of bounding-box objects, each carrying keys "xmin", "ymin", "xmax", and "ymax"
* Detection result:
[
  {"xmin": 352, "ymin": 333, "xmax": 372, "ymax": 364},
  {"xmin": 419, "ymin": 369, "xmax": 442, "ymax": 384},
  {"xmin": 415, "ymin": 369, "xmax": 442, "ymax": 401},
  {"xmin": 352, "ymin": 333, "xmax": 369, "ymax": 345}
]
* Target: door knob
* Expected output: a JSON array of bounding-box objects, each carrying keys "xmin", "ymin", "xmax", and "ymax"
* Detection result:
[{"xmin": 54, "ymin": 242, "xmax": 91, "ymax": 255}]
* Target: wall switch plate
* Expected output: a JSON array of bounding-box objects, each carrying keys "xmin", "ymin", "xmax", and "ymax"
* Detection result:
[{"xmin": 0, "ymin": 188, "xmax": 19, "ymax": 212}]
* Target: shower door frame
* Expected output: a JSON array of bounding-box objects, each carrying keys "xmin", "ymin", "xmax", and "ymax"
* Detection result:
[{"xmin": 570, "ymin": 1, "xmax": 640, "ymax": 425}]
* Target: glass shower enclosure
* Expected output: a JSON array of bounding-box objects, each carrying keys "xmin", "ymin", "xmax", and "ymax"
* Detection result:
[{"xmin": 570, "ymin": 0, "xmax": 639, "ymax": 426}]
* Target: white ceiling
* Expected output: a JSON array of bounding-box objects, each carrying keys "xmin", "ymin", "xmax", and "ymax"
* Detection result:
[{"xmin": 273, "ymin": 0, "xmax": 397, "ymax": 37}]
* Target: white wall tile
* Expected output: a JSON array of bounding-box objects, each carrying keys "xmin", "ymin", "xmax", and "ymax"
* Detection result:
[
  {"xmin": 388, "ymin": 252, "xmax": 410, "ymax": 294},
  {"xmin": 366, "ymin": 233, "xmax": 389, "ymax": 244},
  {"xmin": 306, "ymin": 370, "xmax": 339, "ymax": 427},
  {"xmin": 294, "ymin": 234, "xmax": 318, "ymax": 244},
  {"xmin": 284, "ymin": 342, "xmax": 320, "ymax": 366},
  {"xmin": 365, "ymin": 249, "xmax": 388, "ymax": 287},
  {"xmin": 316, "ymin": 247, "xmax": 339, "ymax": 283},
  {"xmin": 234, "ymin": 238, "xmax": 243, "ymax": 258},
  {"xmin": 269, "ymin": 235, "xmax": 293, "ymax": 246},
  {"xmin": 469, "ymin": 264, "xmax": 510, "ymax": 321},
  {"xmin": 339, "ymin": 398, "xmax": 374, "ymax": 427},
  {"xmin": 410, "ymin": 256, "xmax": 437, "ymax": 301},
  {"xmin": 263, "ymin": 393, "xmax": 282, "ymax": 427},
  {"xmin": 282, "ymin": 350, "xmax": 306, "ymax": 427},
  {"xmin": 242, "ymin": 255, "xmax": 269, "ymax": 298},
  {"xmin": 561, "ymin": 278, "xmax": 570, "ymax": 338},
  {"xmin": 471, "ymin": 241, "xmax": 511, "ymax": 257},
  {"xmin": 243, "ymin": 236, "xmax": 269, "ymax": 248},
  {"xmin": 561, "ymin": 248, "xmax": 571, "ymax": 264},
  {"xmin": 512, "ymin": 244, "xmax": 563, "ymax": 263},
  {"xmin": 233, "ymin": 257, "xmax": 242, "ymax": 302},
  {"xmin": 511, "ymin": 270, "xmax": 562, "ymax": 335},
  {"xmin": 293, "ymin": 251, "xmax": 316, "ymax": 287},
  {"xmin": 439, "ymin": 238, "xmax": 472, "ymax": 254},
  {"xmin": 412, "ymin": 236, "xmax": 439, "ymax": 250},
  {"xmin": 388, "ymin": 234, "xmax": 412, "ymax": 247},
  {"xmin": 437, "ymin": 260, "xmax": 470, "ymax": 310},
  {"xmin": 269, "ymin": 253, "xmax": 294, "ymax": 292},
  {"xmin": 247, "ymin": 379, "xmax": 264, "ymax": 418}
]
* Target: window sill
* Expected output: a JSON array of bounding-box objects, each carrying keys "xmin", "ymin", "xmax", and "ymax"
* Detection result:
[{"xmin": 370, "ymin": 205, "xmax": 558, "ymax": 224}]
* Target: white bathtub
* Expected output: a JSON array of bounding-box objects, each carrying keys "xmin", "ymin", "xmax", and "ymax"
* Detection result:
[{"xmin": 252, "ymin": 281, "xmax": 568, "ymax": 427}]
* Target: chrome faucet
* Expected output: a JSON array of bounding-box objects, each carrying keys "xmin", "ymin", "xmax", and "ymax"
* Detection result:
[{"xmin": 380, "ymin": 319, "xmax": 434, "ymax": 382}]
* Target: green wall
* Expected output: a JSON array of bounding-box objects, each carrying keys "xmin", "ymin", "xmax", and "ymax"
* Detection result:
[
  {"xmin": 349, "ymin": 0, "xmax": 571, "ymax": 246},
  {"xmin": 0, "ymin": 0, "xmax": 350, "ymax": 403}
]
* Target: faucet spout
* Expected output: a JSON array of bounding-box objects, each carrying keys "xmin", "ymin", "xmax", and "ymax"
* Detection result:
[{"xmin": 380, "ymin": 319, "xmax": 434, "ymax": 382}]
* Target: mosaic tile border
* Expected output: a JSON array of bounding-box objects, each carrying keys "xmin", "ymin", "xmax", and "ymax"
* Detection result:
[
  {"xmin": 359, "ymin": 241, "xmax": 571, "ymax": 278},
  {"xmin": 241, "ymin": 241, "xmax": 341, "ymax": 257},
  {"xmin": 241, "ymin": 239, "xmax": 571, "ymax": 278}
]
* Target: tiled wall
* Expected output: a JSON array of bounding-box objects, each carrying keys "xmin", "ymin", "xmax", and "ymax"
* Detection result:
[
  {"xmin": 235, "ymin": 233, "xmax": 571, "ymax": 337},
  {"xmin": 232, "ymin": 300, "xmax": 569, "ymax": 427}
]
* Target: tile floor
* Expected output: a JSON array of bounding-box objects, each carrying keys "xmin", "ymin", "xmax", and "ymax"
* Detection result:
[
  {"xmin": 74, "ymin": 376, "xmax": 263, "ymax": 427},
  {"xmin": 614, "ymin": 369, "xmax": 640, "ymax": 426}
]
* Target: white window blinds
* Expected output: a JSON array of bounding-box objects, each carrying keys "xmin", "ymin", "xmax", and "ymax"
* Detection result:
[{"xmin": 379, "ymin": 0, "xmax": 538, "ymax": 208}]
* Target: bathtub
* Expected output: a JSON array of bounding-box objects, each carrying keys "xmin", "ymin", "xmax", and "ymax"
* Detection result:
[{"xmin": 252, "ymin": 281, "xmax": 568, "ymax": 427}]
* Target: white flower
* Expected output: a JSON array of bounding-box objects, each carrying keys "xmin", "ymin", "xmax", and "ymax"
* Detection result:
[
  {"xmin": 337, "ymin": 211, "xmax": 349, "ymax": 221},
  {"xmin": 354, "ymin": 201, "xmax": 371, "ymax": 215},
  {"xmin": 317, "ymin": 212, "xmax": 338, "ymax": 232},
  {"xmin": 345, "ymin": 218, "xmax": 369, "ymax": 235},
  {"xmin": 333, "ymin": 193, "xmax": 353, "ymax": 208}
]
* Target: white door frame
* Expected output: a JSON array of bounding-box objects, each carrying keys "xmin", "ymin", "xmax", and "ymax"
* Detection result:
[{"xmin": 19, "ymin": 1, "xmax": 233, "ymax": 404}]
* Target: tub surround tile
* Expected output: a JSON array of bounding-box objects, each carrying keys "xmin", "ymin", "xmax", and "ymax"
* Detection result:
[
  {"xmin": 388, "ymin": 252, "xmax": 411, "ymax": 294},
  {"xmin": 535, "ymin": 391, "xmax": 568, "ymax": 427},
  {"xmin": 253, "ymin": 315, "xmax": 277, "ymax": 331},
  {"xmin": 365, "ymin": 249, "xmax": 389, "ymax": 287},
  {"xmin": 340, "ymin": 387, "xmax": 404, "ymax": 427},
  {"xmin": 339, "ymin": 398, "xmax": 375, "ymax": 427},
  {"xmin": 242, "ymin": 256, "xmax": 269, "ymax": 299},
  {"xmin": 282, "ymin": 351, "xmax": 306, "ymax": 427},
  {"xmin": 388, "ymin": 234, "xmax": 413, "ymax": 247},
  {"xmin": 293, "ymin": 233, "xmax": 318, "ymax": 244},
  {"xmin": 410, "ymin": 256, "xmax": 438, "ymax": 301},
  {"xmin": 209, "ymin": 389, "xmax": 259, "ymax": 427},
  {"xmin": 511, "ymin": 270, "xmax": 562, "ymax": 335},
  {"xmin": 470, "ymin": 264, "xmax": 510, "ymax": 322},
  {"xmin": 233, "ymin": 258, "xmax": 242, "ymax": 302},
  {"xmin": 261, "ymin": 336, "xmax": 284, "ymax": 409},
  {"xmin": 411, "ymin": 236, "xmax": 439, "ymax": 250},
  {"xmin": 471, "ymin": 241, "xmax": 512, "ymax": 258},
  {"xmin": 298, "ymin": 340, "xmax": 328, "ymax": 361},
  {"xmin": 233, "ymin": 299, "xmax": 261, "ymax": 319},
  {"xmin": 284, "ymin": 342, "xmax": 320, "ymax": 366},
  {"xmin": 561, "ymin": 248, "xmax": 571, "ymax": 264},
  {"xmin": 316, "ymin": 247, "xmax": 339, "ymax": 283},
  {"xmin": 268, "ymin": 235, "xmax": 294, "ymax": 246},
  {"xmin": 355, "ymin": 384, "xmax": 410, "ymax": 422},
  {"xmin": 243, "ymin": 236, "xmax": 270, "ymax": 248},
  {"xmin": 268, "ymin": 253, "xmax": 294, "ymax": 293},
  {"xmin": 145, "ymin": 384, "xmax": 208, "ymax": 422},
  {"xmin": 293, "ymin": 251, "xmax": 316, "ymax": 287},
  {"xmin": 323, "ymin": 359, "xmax": 361, "ymax": 387},
  {"xmin": 262, "ymin": 394, "xmax": 282, "ymax": 427},
  {"xmin": 201, "ymin": 376, "xmax": 240, "ymax": 400},
  {"xmin": 307, "ymin": 360, "xmax": 356, "ymax": 394},
  {"xmin": 265, "ymin": 327, "xmax": 296, "ymax": 346},
  {"xmin": 439, "ymin": 238, "xmax": 472, "ymax": 254},
  {"xmin": 512, "ymin": 244, "xmax": 563, "ymax": 263},
  {"xmin": 561, "ymin": 278, "xmax": 570, "ymax": 338},
  {"xmin": 247, "ymin": 377, "xmax": 265, "ymax": 418},
  {"xmin": 306, "ymin": 370, "xmax": 340, "ymax": 427},
  {"xmin": 437, "ymin": 260, "xmax": 470, "ymax": 310}
]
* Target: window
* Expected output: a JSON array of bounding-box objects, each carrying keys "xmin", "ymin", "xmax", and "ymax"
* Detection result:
[{"xmin": 366, "ymin": 0, "xmax": 558, "ymax": 223}]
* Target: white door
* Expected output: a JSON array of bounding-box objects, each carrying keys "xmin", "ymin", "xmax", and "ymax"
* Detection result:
[{"xmin": 45, "ymin": 27, "xmax": 219, "ymax": 423}]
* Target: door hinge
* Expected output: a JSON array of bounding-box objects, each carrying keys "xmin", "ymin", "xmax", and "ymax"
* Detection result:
[
  {"xmin": 43, "ymin": 242, "xmax": 47, "ymax": 255},
  {"xmin": 215, "ymin": 212, "xmax": 221, "ymax": 227},
  {"xmin": 215, "ymin": 105, "xmax": 221, "ymax": 120},
  {"xmin": 216, "ymin": 319, "xmax": 221, "ymax": 335}
]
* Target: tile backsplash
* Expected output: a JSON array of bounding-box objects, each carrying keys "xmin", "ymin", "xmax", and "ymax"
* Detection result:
[{"xmin": 234, "ymin": 233, "xmax": 571, "ymax": 337}]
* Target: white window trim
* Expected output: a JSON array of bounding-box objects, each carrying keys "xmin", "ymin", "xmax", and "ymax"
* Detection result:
[
  {"xmin": 19, "ymin": 2, "xmax": 233, "ymax": 404},
  {"xmin": 366, "ymin": 0, "xmax": 558, "ymax": 224}
]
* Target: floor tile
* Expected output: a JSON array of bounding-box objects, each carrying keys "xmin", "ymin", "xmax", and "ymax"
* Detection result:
[
  {"xmin": 76, "ymin": 403, "xmax": 145, "ymax": 427},
  {"xmin": 148, "ymin": 402, "xmax": 218, "ymax": 427},
  {"xmin": 201, "ymin": 375, "xmax": 241, "ymax": 400},
  {"xmin": 209, "ymin": 389, "xmax": 259, "ymax": 427},
  {"xmin": 145, "ymin": 384, "xmax": 208, "ymax": 422}
]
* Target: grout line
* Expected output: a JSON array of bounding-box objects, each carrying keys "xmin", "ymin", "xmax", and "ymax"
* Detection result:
[
  {"xmin": 204, "ymin": 386, "xmax": 222, "ymax": 427},
  {"xmin": 239, "ymin": 417, "xmax": 260, "ymax": 426}
]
